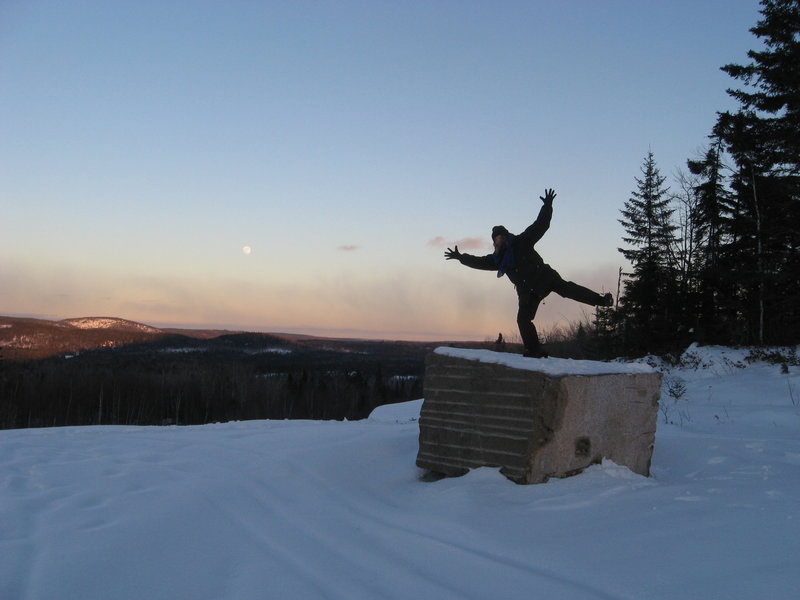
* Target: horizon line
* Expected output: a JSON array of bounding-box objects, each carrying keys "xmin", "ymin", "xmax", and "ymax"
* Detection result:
[{"xmin": 0, "ymin": 312, "xmax": 488, "ymax": 344}]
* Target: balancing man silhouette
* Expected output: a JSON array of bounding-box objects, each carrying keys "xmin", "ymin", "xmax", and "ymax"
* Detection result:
[{"xmin": 445, "ymin": 188, "xmax": 612, "ymax": 358}]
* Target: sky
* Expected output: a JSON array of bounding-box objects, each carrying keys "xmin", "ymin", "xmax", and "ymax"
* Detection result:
[{"xmin": 0, "ymin": 0, "xmax": 763, "ymax": 341}]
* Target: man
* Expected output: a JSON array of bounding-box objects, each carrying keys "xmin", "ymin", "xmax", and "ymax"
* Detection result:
[{"xmin": 445, "ymin": 188, "xmax": 613, "ymax": 358}]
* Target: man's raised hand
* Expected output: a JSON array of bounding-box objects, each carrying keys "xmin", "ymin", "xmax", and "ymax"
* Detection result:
[
  {"xmin": 540, "ymin": 188, "xmax": 556, "ymax": 206},
  {"xmin": 444, "ymin": 246, "xmax": 461, "ymax": 261}
]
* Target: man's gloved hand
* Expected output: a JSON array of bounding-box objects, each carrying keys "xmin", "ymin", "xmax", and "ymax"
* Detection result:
[
  {"xmin": 540, "ymin": 188, "xmax": 556, "ymax": 206},
  {"xmin": 444, "ymin": 246, "xmax": 461, "ymax": 261}
]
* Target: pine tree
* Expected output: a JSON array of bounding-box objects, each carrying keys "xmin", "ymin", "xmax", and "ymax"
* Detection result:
[
  {"xmin": 687, "ymin": 138, "xmax": 735, "ymax": 342},
  {"xmin": 618, "ymin": 151, "xmax": 679, "ymax": 354},
  {"xmin": 719, "ymin": 0, "xmax": 800, "ymax": 175},
  {"xmin": 591, "ymin": 303, "xmax": 620, "ymax": 359},
  {"xmin": 713, "ymin": 0, "xmax": 800, "ymax": 344}
]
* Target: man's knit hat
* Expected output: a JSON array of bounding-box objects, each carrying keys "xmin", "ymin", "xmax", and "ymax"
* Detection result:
[{"xmin": 491, "ymin": 225, "xmax": 510, "ymax": 240}]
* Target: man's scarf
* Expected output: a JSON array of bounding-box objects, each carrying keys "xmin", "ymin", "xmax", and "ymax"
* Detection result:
[{"xmin": 493, "ymin": 233, "xmax": 516, "ymax": 278}]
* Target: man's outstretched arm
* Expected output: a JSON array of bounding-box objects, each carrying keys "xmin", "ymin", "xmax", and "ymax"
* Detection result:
[
  {"xmin": 518, "ymin": 188, "xmax": 555, "ymax": 246},
  {"xmin": 445, "ymin": 245, "xmax": 496, "ymax": 270}
]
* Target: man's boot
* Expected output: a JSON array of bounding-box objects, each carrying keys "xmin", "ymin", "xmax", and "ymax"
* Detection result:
[{"xmin": 523, "ymin": 346, "xmax": 549, "ymax": 359}]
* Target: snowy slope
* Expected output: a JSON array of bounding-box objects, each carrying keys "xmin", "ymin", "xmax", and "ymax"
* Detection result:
[
  {"xmin": 1, "ymin": 346, "xmax": 799, "ymax": 599},
  {"xmin": 59, "ymin": 317, "xmax": 162, "ymax": 333}
]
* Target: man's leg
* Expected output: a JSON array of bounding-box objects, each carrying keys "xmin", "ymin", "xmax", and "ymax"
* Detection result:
[
  {"xmin": 517, "ymin": 293, "xmax": 545, "ymax": 356},
  {"xmin": 551, "ymin": 272, "xmax": 607, "ymax": 306}
]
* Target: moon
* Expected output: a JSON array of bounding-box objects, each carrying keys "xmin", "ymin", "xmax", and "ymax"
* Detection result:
[{"xmin": 242, "ymin": 245, "xmax": 252, "ymax": 255}]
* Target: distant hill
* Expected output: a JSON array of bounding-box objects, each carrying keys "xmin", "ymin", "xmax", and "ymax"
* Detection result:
[
  {"xmin": 0, "ymin": 315, "xmax": 316, "ymax": 359},
  {"xmin": 0, "ymin": 315, "xmax": 475, "ymax": 360},
  {"xmin": 58, "ymin": 317, "xmax": 162, "ymax": 333},
  {"xmin": 0, "ymin": 316, "xmax": 171, "ymax": 359}
]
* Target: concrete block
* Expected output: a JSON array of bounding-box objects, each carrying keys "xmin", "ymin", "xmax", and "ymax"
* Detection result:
[{"xmin": 416, "ymin": 348, "xmax": 661, "ymax": 484}]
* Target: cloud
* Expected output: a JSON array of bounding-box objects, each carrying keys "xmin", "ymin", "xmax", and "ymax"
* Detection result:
[
  {"xmin": 427, "ymin": 236, "xmax": 487, "ymax": 251},
  {"xmin": 455, "ymin": 237, "xmax": 487, "ymax": 250},
  {"xmin": 337, "ymin": 245, "xmax": 360, "ymax": 252}
]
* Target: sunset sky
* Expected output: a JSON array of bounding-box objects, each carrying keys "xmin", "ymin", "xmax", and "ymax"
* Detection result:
[{"xmin": 1, "ymin": 1, "xmax": 761, "ymax": 341}]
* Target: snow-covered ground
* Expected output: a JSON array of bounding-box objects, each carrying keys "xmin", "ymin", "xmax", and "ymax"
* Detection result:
[{"xmin": 1, "ymin": 345, "xmax": 798, "ymax": 599}]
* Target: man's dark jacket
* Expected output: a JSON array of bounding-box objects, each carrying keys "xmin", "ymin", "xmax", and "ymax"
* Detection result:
[{"xmin": 458, "ymin": 203, "xmax": 557, "ymax": 300}]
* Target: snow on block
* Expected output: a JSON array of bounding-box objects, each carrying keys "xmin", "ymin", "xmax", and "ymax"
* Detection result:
[{"xmin": 417, "ymin": 348, "xmax": 661, "ymax": 484}]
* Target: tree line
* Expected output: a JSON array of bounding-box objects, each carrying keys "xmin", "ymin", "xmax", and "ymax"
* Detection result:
[
  {"xmin": 595, "ymin": 0, "xmax": 799, "ymax": 357},
  {"xmin": 0, "ymin": 349, "xmax": 423, "ymax": 430}
]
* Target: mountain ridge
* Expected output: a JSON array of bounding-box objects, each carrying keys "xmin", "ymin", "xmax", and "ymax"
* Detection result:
[{"xmin": 0, "ymin": 315, "xmax": 469, "ymax": 360}]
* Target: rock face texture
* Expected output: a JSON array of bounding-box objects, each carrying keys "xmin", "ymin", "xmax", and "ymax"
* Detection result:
[{"xmin": 416, "ymin": 349, "xmax": 662, "ymax": 484}]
